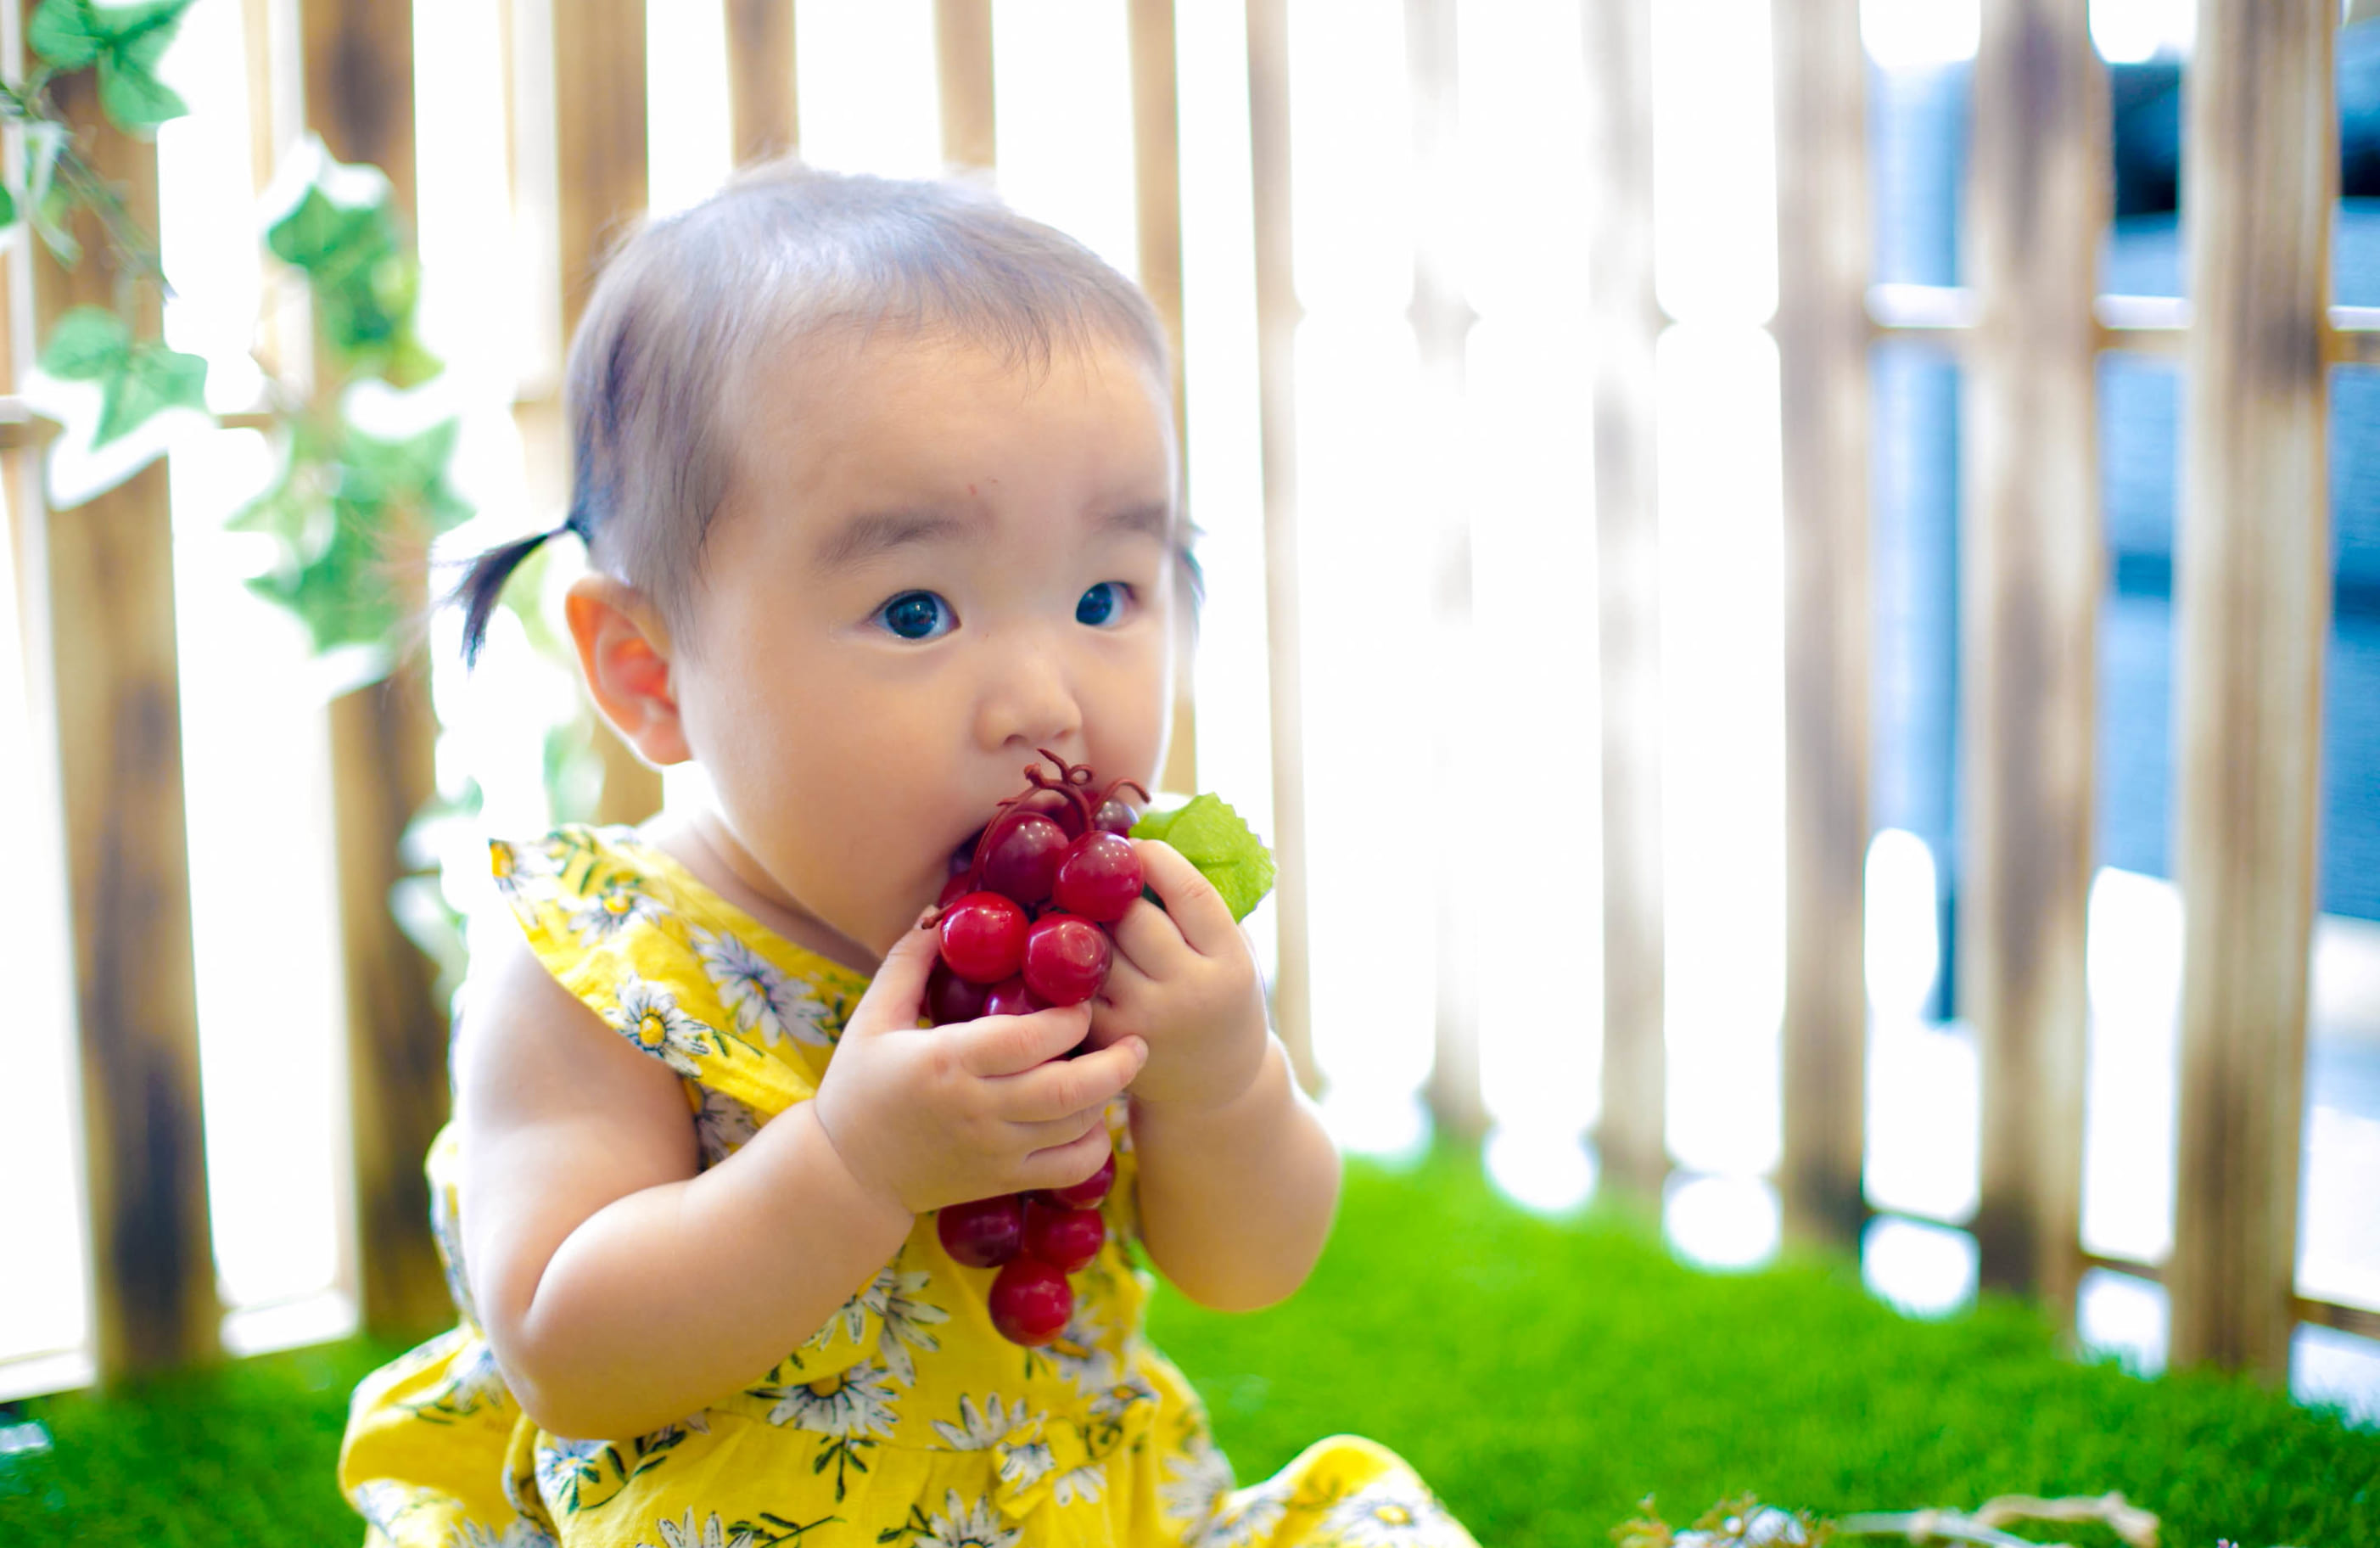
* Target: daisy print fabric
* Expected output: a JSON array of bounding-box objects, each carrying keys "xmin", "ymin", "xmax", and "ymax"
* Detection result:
[{"xmin": 339, "ymin": 825, "xmax": 1479, "ymax": 1548}]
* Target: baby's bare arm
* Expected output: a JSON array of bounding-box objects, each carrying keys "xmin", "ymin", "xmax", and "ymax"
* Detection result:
[
  {"xmin": 456, "ymin": 919, "xmax": 1150, "ymax": 1441},
  {"xmin": 456, "ymin": 934, "xmax": 913, "ymax": 1441}
]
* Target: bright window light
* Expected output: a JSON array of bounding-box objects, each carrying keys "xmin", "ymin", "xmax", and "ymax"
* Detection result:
[
  {"xmin": 795, "ymin": 0, "xmax": 941, "ymax": 177},
  {"xmin": 1652, "ymin": 0, "xmax": 1778, "ymax": 326},
  {"xmin": 992, "ymin": 0, "xmax": 1138, "ymax": 283},
  {"xmin": 1861, "ymin": 0, "xmax": 1980, "ymax": 69},
  {"xmin": 1862, "ymin": 1214, "xmax": 1979, "ymax": 1318},
  {"xmin": 2081, "ymin": 866, "xmax": 2182, "ymax": 1265},
  {"xmin": 1658, "ymin": 323, "xmax": 1785, "ymax": 1179},
  {"xmin": 1485, "ymin": 1126, "xmax": 1597, "ymax": 1217},
  {"xmin": 1663, "ymin": 1172, "xmax": 1782, "ymax": 1271},
  {"xmin": 2089, "ymin": 0, "xmax": 2193, "ymax": 64},
  {"xmin": 2077, "ymin": 1266, "xmax": 2168, "ymax": 1376},
  {"xmin": 647, "ymin": 0, "xmax": 732, "ymax": 215},
  {"xmin": 1865, "ymin": 827, "xmax": 1940, "ymax": 1022}
]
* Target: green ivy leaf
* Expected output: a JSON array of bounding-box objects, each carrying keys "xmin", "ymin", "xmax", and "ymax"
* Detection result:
[
  {"xmin": 266, "ymin": 183, "xmax": 389, "ymax": 278},
  {"xmin": 246, "ymin": 499, "xmax": 400, "ymax": 656},
  {"xmin": 92, "ymin": 340, "xmax": 207, "ymax": 447},
  {"xmin": 338, "ymin": 417, "xmax": 473, "ymax": 536},
  {"xmin": 38, "ymin": 306, "xmax": 128, "ymax": 380},
  {"xmin": 31, "ymin": 0, "xmax": 198, "ymax": 132},
  {"xmin": 27, "ymin": 0, "xmax": 104, "ymax": 68},
  {"xmin": 98, "ymin": 48, "xmax": 188, "ymax": 131},
  {"xmin": 1131, "ymin": 794, "xmax": 1278, "ymax": 922}
]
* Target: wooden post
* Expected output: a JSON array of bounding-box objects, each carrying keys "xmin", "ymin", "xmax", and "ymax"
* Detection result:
[
  {"xmin": 2168, "ymin": 0, "xmax": 2333, "ymax": 1378},
  {"xmin": 1246, "ymin": 0, "xmax": 1314, "ymax": 1091},
  {"xmin": 551, "ymin": 0, "xmax": 664, "ymax": 826},
  {"xmin": 726, "ymin": 0, "xmax": 798, "ymax": 165},
  {"xmin": 1772, "ymin": 0, "xmax": 1872, "ymax": 1247},
  {"xmin": 1129, "ymin": 0, "xmax": 1199, "ymax": 799},
  {"xmin": 935, "ymin": 0, "xmax": 995, "ymax": 172},
  {"xmin": 1963, "ymin": 0, "xmax": 2103, "ymax": 1315},
  {"xmin": 1583, "ymin": 0, "xmax": 1666, "ymax": 1195},
  {"xmin": 1406, "ymin": 0, "xmax": 1484, "ymax": 1141},
  {"xmin": 302, "ymin": 0, "xmax": 455, "ymax": 1339},
  {"xmin": 24, "ymin": 52, "xmax": 219, "ymax": 1378}
]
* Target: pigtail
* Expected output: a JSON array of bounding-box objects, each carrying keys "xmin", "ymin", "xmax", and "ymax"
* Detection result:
[{"xmin": 451, "ymin": 522, "xmax": 574, "ymax": 668}]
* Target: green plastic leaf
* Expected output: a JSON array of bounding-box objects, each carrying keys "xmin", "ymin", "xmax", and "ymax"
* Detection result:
[
  {"xmin": 92, "ymin": 341, "xmax": 206, "ymax": 447},
  {"xmin": 266, "ymin": 183, "xmax": 389, "ymax": 278},
  {"xmin": 98, "ymin": 48, "xmax": 188, "ymax": 130},
  {"xmin": 31, "ymin": 0, "xmax": 198, "ymax": 132},
  {"xmin": 39, "ymin": 306, "xmax": 127, "ymax": 380},
  {"xmin": 27, "ymin": 0, "xmax": 104, "ymax": 68},
  {"xmin": 1131, "ymin": 794, "xmax": 1277, "ymax": 922}
]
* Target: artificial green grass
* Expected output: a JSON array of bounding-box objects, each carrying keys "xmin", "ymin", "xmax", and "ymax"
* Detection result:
[{"xmin": 3, "ymin": 1152, "xmax": 2375, "ymax": 1545}]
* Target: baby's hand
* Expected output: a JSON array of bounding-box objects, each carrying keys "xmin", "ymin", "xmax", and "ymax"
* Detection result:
[
  {"xmin": 811, "ymin": 920, "xmax": 1148, "ymax": 1217},
  {"xmin": 1090, "ymin": 840, "xmax": 1270, "ymax": 1113}
]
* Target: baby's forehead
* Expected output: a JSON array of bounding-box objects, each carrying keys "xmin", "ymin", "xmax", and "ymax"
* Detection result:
[{"xmin": 714, "ymin": 328, "xmax": 1180, "ymax": 540}]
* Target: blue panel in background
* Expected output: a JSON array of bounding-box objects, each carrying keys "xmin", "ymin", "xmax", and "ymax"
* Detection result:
[{"xmin": 1868, "ymin": 40, "xmax": 2380, "ymax": 933}]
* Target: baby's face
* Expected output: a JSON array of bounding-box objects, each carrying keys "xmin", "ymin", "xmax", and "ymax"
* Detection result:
[{"xmin": 671, "ymin": 333, "xmax": 1179, "ymax": 960}]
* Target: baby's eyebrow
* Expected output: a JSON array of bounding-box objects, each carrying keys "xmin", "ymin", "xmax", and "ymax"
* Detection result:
[
  {"xmin": 1099, "ymin": 501, "xmax": 1175, "ymax": 544},
  {"xmin": 814, "ymin": 508, "xmax": 982, "ymax": 571}
]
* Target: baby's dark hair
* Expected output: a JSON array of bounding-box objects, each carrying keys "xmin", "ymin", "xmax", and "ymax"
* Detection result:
[{"xmin": 451, "ymin": 160, "xmax": 1174, "ymax": 665}]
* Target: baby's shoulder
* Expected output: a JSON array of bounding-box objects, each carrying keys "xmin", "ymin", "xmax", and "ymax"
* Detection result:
[{"xmin": 473, "ymin": 824, "xmax": 860, "ymax": 1123}]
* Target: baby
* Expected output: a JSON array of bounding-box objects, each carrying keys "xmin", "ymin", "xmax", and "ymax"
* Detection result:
[{"xmin": 340, "ymin": 161, "xmax": 1476, "ymax": 1548}]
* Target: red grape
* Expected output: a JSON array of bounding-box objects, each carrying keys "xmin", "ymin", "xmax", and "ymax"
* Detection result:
[
  {"xmin": 981, "ymin": 975, "xmax": 1040, "ymax": 1017},
  {"xmin": 927, "ymin": 963, "xmax": 988, "ymax": 1026},
  {"xmin": 1022, "ymin": 914, "xmax": 1111, "ymax": 1006},
  {"xmin": 1091, "ymin": 799, "xmax": 1137, "ymax": 837},
  {"xmin": 937, "ymin": 1194, "xmax": 1023, "ymax": 1268},
  {"xmin": 1053, "ymin": 833, "xmax": 1143, "ymax": 923},
  {"xmin": 1022, "ymin": 1197, "xmax": 1106, "ymax": 1273},
  {"xmin": 977, "ymin": 813, "xmax": 1068, "ymax": 906},
  {"xmin": 1046, "ymin": 1152, "xmax": 1115, "ymax": 1209},
  {"xmin": 988, "ymin": 1259, "xmax": 1073, "ymax": 1345},
  {"xmin": 939, "ymin": 892, "xmax": 1028, "ymax": 983}
]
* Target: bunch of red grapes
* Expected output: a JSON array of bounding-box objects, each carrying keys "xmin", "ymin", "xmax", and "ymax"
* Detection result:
[{"xmin": 925, "ymin": 751, "xmax": 1149, "ymax": 1346}]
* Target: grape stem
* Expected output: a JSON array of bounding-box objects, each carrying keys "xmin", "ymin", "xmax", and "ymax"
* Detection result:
[{"xmin": 917, "ymin": 751, "xmax": 1147, "ymax": 929}]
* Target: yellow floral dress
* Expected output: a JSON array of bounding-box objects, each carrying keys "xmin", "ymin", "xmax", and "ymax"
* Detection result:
[{"xmin": 339, "ymin": 825, "xmax": 1476, "ymax": 1548}]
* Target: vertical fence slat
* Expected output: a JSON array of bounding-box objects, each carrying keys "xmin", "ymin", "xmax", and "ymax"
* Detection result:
[
  {"xmin": 2169, "ymin": 0, "xmax": 2334, "ymax": 1378},
  {"xmin": 1246, "ymin": 0, "xmax": 1313, "ymax": 1091},
  {"xmin": 1407, "ymin": 0, "xmax": 1484, "ymax": 1141},
  {"xmin": 935, "ymin": 0, "xmax": 995, "ymax": 171},
  {"xmin": 1773, "ymin": 0, "xmax": 1873, "ymax": 1246},
  {"xmin": 1584, "ymin": 0, "xmax": 1666, "ymax": 1195},
  {"xmin": 1128, "ymin": 0, "xmax": 1199, "ymax": 799},
  {"xmin": 303, "ymin": 0, "xmax": 454, "ymax": 1339},
  {"xmin": 25, "ymin": 53, "xmax": 219, "ymax": 1378},
  {"xmin": 1963, "ymin": 0, "xmax": 2103, "ymax": 1312},
  {"xmin": 550, "ymin": 0, "xmax": 664, "ymax": 827},
  {"xmin": 727, "ymin": 0, "xmax": 798, "ymax": 163}
]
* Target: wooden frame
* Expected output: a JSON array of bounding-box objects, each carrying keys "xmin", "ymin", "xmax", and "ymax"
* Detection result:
[{"xmin": 9, "ymin": 0, "xmax": 2369, "ymax": 1397}]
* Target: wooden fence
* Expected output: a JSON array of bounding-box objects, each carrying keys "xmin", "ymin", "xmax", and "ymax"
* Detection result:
[{"xmin": 2, "ymin": 0, "xmax": 2370, "ymax": 1396}]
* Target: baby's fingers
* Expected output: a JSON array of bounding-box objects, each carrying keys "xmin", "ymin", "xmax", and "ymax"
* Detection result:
[
  {"xmin": 849, "ymin": 914, "xmax": 944, "ymax": 1033},
  {"xmin": 996, "ymin": 1035, "xmax": 1147, "ymax": 1124},
  {"xmin": 1132, "ymin": 840, "xmax": 1238, "ymax": 957},
  {"xmin": 1016, "ymin": 1120, "xmax": 1115, "ymax": 1195},
  {"xmin": 954, "ymin": 1003, "xmax": 1093, "ymax": 1077}
]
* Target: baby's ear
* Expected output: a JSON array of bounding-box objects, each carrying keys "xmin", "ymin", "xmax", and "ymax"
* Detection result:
[{"xmin": 563, "ymin": 574, "xmax": 691, "ymax": 766}]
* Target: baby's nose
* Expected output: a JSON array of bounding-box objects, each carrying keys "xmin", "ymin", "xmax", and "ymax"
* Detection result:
[{"xmin": 973, "ymin": 638, "xmax": 1084, "ymax": 753}]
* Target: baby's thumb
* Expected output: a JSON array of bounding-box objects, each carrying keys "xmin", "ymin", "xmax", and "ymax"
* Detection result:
[{"xmin": 856, "ymin": 912, "xmax": 944, "ymax": 1030}]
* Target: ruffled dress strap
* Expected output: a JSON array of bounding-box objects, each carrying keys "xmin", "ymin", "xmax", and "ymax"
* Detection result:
[{"xmin": 490, "ymin": 824, "xmax": 871, "ymax": 1123}]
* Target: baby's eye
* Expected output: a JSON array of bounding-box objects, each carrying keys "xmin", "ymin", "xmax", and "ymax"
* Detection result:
[
  {"xmin": 1076, "ymin": 581, "xmax": 1130, "ymax": 627},
  {"xmin": 875, "ymin": 590, "xmax": 955, "ymax": 641}
]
